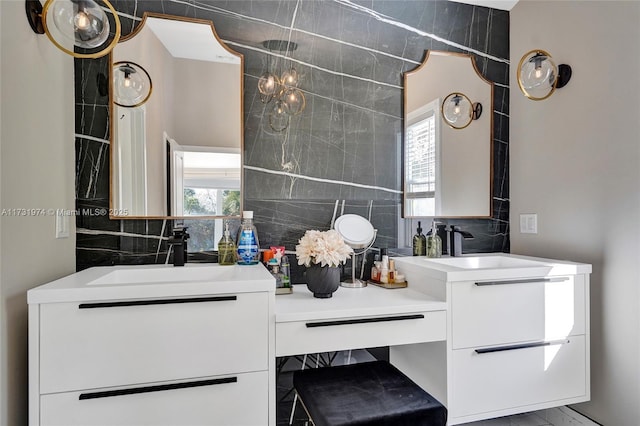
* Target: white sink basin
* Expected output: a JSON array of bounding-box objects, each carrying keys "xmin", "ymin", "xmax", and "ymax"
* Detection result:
[
  {"xmin": 87, "ymin": 265, "xmax": 238, "ymax": 286},
  {"xmin": 423, "ymin": 255, "xmax": 547, "ymax": 270},
  {"xmin": 394, "ymin": 253, "xmax": 591, "ymax": 283}
]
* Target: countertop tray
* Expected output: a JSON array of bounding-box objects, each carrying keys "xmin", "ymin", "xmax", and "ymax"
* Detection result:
[{"xmin": 367, "ymin": 280, "xmax": 408, "ymax": 289}]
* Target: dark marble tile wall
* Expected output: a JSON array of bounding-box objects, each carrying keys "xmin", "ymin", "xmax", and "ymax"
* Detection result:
[{"xmin": 75, "ymin": 0, "xmax": 510, "ymax": 272}]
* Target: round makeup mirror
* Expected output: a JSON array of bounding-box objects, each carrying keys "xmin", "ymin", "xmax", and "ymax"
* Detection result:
[{"xmin": 333, "ymin": 214, "xmax": 377, "ymax": 288}]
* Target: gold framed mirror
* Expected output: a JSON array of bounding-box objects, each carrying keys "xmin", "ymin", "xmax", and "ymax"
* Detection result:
[
  {"xmin": 403, "ymin": 50, "xmax": 493, "ymax": 218},
  {"xmin": 109, "ymin": 13, "xmax": 243, "ymax": 219}
]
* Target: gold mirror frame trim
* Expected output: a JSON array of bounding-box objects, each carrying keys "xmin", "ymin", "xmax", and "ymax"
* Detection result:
[
  {"xmin": 402, "ymin": 50, "xmax": 495, "ymax": 219},
  {"xmin": 441, "ymin": 92, "xmax": 474, "ymax": 130},
  {"xmin": 516, "ymin": 49, "xmax": 558, "ymax": 101},
  {"xmin": 108, "ymin": 12, "xmax": 245, "ymax": 220},
  {"xmin": 41, "ymin": 0, "xmax": 121, "ymax": 59},
  {"xmin": 112, "ymin": 61, "xmax": 153, "ymax": 108}
]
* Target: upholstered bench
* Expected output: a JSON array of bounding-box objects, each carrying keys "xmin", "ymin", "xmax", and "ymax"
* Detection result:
[{"xmin": 293, "ymin": 360, "xmax": 447, "ymax": 426}]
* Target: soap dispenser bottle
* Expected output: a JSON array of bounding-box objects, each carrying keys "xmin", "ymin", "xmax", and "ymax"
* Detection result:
[
  {"xmin": 412, "ymin": 221, "xmax": 427, "ymax": 256},
  {"xmin": 217, "ymin": 221, "xmax": 237, "ymax": 265},
  {"xmin": 237, "ymin": 211, "xmax": 260, "ymax": 265},
  {"xmin": 426, "ymin": 221, "xmax": 442, "ymax": 258}
]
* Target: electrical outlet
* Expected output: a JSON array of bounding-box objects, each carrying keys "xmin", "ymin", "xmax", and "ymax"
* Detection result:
[
  {"xmin": 56, "ymin": 214, "xmax": 69, "ymax": 239},
  {"xmin": 519, "ymin": 213, "xmax": 538, "ymax": 234}
]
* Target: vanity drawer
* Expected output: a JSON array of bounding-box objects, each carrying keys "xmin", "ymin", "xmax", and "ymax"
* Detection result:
[
  {"xmin": 450, "ymin": 335, "xmax": 587, "ymax": 418},
  {"xmin": 451, "ymin": 275, "xmax": 585, "ymax": 349},
  {"xmin": 39, "ymin": 292, "xmax": 268, "ymax": 394},
  {"xmin": 275, "ymin": 310, "xmax": 446, "ymax": 356},
  {"xmin": 40, "ymin": 370, "xmax": 268, "ymax": 426}
]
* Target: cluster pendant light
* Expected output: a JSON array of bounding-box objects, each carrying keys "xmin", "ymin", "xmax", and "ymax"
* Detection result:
[{"xmin": 258, "ymin": 40, "xmax": 306, "ymax": 132}]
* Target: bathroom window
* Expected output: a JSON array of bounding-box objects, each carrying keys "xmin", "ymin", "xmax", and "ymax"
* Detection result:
[
  {"xmin": 404, "ymin": 99, "xmax": 441, "ymax": 217},
  {"xmin": 178, "ymin": 151, "xmax": 241, "ymax": 252}
]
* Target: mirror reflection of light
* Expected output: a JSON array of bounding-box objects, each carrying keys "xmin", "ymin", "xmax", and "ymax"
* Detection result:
[{"xmin": 544, "ymin": 279, "xmax": 574, "ymax": 370}]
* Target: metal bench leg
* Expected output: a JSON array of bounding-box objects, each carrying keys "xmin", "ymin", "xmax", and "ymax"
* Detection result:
[{"xmin": 289, "ymin": 353, "xmax": 308, "ymax": 425}]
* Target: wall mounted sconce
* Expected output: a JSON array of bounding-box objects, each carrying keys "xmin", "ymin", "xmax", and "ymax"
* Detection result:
[
  {"xmin": 517, "ymin": 49, "xmax": 572, "ymax": 101},
  {"xmin": 258, "ymin": 39, "xmax": 306, "ymax": 132},
  {"xmin": 113, "ymin": 61, "xmax": 152, "ymax": 108},
  {"xmin": 26, "ymin": 0, "xmax": 121, "ymax": 59},
  {"xmin": 441, "ymin": 92, "xmax": 482, "ymax": 130}
]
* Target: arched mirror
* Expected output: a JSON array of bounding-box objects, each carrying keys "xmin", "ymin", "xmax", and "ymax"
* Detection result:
[
  {"xmin": 403, "ymin": 51, "xmax": 493, "ymax": 218},
  {"xmin": 109, "ymin": 13, "xmax": 243, "ymax": 219}
]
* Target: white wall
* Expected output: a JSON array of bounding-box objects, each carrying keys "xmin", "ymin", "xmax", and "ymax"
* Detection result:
[
  {"xmin": 0, "ymin": 2, "xmax": 76, "ymax": 425},
  {"xmin": 510, "ymin": 1, "xmax": 640, "ymax": 424}
]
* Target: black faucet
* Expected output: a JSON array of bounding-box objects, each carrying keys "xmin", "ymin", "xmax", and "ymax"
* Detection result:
[
  {"xmin": 168, "ymin": 226, "xmax": 190, "ymax": 266},
  {"xmin": 448, "ymin": 225, "xmax": 474, "ymax": 257}
]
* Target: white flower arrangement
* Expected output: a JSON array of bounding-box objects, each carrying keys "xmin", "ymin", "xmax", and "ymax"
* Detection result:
[{"xmin": 295, "ymin": 229, "xmax": 353, "ymax": 268}]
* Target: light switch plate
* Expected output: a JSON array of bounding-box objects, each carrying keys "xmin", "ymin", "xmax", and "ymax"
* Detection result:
[
  {"xmin": 519, "ymin": 213, "xmax": 538, "ymax": 234},
  {"xmin": 56, "ymin": 213, "xmax": 69, "ymax": 239}
]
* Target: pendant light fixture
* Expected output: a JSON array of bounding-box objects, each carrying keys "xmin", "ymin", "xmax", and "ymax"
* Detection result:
[
  {"xmin": 517, "ymin": 49, "xmax": 572, "ymax": 101},
  {"xmin": 113, "ymin": 61, "xmax": 153, "ymax": 108},
  {"xmin": 258, "ymin": 71, "xmax": 280, "ymax": 103},
  {"xmin": 259, "ymin": 39, "xmax": 306, "ymax": 132},
  {"xmin": 268, "ymin": 99, "xmax": 290, "ymax": 133},
  {"xmin": 25, "ymin": 0, "xmax": 121, "ymax": 59}
]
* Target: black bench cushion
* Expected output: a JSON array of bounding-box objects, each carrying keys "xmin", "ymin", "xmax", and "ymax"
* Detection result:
[{"xmin": 293, "ymin": 360, "xmax": 447, "ymax": 426}]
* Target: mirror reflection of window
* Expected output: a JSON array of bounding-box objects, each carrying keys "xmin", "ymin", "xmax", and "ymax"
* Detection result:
[
  {"xmin": 404, "ymin": 99, "xmax": 441, "ymax": 217},
  {"xmin": 181, "ymin": 151, "xmax": 241, "ymax": 215},
  {"xmin": 174, "ymin": 149, "xmax": 241, "ymax": 251}
]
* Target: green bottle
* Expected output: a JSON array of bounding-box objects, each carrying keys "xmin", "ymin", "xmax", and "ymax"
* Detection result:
[
  {"xmin": 426, "ymin": 221, "xmax": 442, "ymax": 258},
  {"xmin": 218, "ymin": 222, "xmax": 237, "ymax": 265},
  {"xmin": 412, "ymin": 221, "xmax": 427, "ymax": 256}
]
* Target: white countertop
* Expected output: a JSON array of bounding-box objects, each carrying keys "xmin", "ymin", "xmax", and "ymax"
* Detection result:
[
  {"xmin": 393, "ymin": 253, "xmax": 592, "ymax": 282},
  {"xmin": 28, "ymin": 263, "xmax": 275, "ymax": 304},
  {"xmin": 275, "ymin": 284, "xmax": 446, "ymax": 323}
]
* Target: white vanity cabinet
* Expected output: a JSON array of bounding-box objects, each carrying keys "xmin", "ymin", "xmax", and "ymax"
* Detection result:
[
  {"xmin": 28, "ymin": 264, "xmax": 275, "ymax": 426},
  {"xmin": 391, "ymin": 254, "xmax": 591, "ymax": 425}
]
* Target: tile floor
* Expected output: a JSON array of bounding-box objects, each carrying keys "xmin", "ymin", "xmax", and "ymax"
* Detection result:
[
  {"xmin": 463, "ymin": 411, "xmax": 553, "ymax": 426},
  {"xmin": 276, "ymin": 350, "xmax": 576, "ymax": 426}
]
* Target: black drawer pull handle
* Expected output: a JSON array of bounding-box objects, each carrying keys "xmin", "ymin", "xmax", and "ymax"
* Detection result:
[
  {"xmin": 79, "ymin": 377, "xmax": 237, "ymax": 400},
  {"xmin": 475, "ymin": 277, "xmax": 569, "ymax": 286},
  {"xmin": 79, "ymin": 295, "xmax": 237, "ymax": 309},
  {"xmin": 306, "ymin": 314, "xmax": 425, "ymax": 328},
  {"xmin": 475, "ymin": 339, "xmax": 570, "ymax": 354}
]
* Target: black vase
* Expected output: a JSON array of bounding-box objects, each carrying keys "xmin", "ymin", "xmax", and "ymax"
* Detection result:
[{"xmin": 305, "ymin": 264, "xmax": 341, "ymax": 298}]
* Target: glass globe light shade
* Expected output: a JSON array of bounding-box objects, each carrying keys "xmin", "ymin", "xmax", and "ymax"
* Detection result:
[
  {"xmin": 442, "ymin": 93, "xmax": 472, "ymax": 129},
  {"xmin": 113, "ymin": 62, "xmax": 152, "ymax": 107},
  {"xmin": 269, "ymin": 99, "xmax": 290, "ymax": 132},
  {"xmin": 282, "ymin": 88, "xmax": 306, "ymax": 116},
  {"xmin": 38, "ymin": 0, "xmax": 121, "ymax": 58},
  {"xmin": 517, "ymin": 50, "xmax": 559, "ymax": 100},
  {"xmin": 258, "ymin": 72, "xmax": 280, "ymax": 97},
  {"xmin": 50, "ymin": 0, "xmax": 109, "ymax": 48},
  {"xmin": 281, "ymin": 68, "xmax": 299, "ymax": 88}
]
